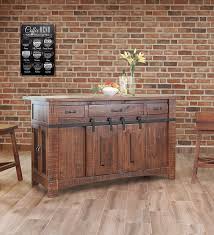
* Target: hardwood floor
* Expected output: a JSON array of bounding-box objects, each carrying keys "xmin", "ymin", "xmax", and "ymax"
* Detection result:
[{"xmin": 0, "ymin": 151, "xmax": 214, "ymax": 235}]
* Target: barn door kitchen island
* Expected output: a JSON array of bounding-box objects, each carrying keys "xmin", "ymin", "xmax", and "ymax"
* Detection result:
[{"xmin": 25, "ymin": 95, "xmax": 176, "ymax": 197}]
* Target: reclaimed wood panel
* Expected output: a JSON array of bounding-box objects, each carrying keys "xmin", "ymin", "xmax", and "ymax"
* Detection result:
[{"xmin": 59, "ymin": 127, "xmax": 85, "ymax": 180}]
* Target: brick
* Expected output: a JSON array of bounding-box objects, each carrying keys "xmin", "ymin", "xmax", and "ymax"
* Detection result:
[
  {"xmin": 168, "ymin": 11, "xmax": 181, "ymax": 16},
  {"xmin": 0, "ymin": 16, "xmax": 10, "ymax": 21},
  {"xmin": 186, "ymin": 107, "xmax": 200, "ymax": 112},
  {"xmin": 5, "ymin": 116, "xmax": 18, "ymax": 121},
  {"xmin": 185, "ymin": 17, "xmax": 199, "ymax": 21},
  {"xmin": 178, "ymin": 51, "xmax": 192, "ymax": 55},
  {"xmin": 192, "ymin": 28, "xmax": 206, "ymax": 33},
  {"xmin": 0, "ymin": 105, "xmax": 12, "ymax": 110},
  {"xmin": 193, "ymin": 62, "xmax": 207, "ymax": 66},
  {"xmin": 157, "ymin": 40, "xmax": 170, "ymax": 44},
  {"xmin": 74, "ymin": 11, "xmax": 87, "ymax": 15},
  {"xmin": 28, "ymin": 83, "xmax": 42, "ymax": 88},
  {"xmin": 158, "ymin": 84, "xmax": 171, "ymax": 88},
  {"xmin": 174, "ymin": 0, "xmax": 188, "ymax": 3},
  {"xmin": 164, "ymin": 62, "xmax": 177, "ymax": 66},
  {"xmin": 189, "ymin": 0, "xmax": 201, "ymax": 3}
]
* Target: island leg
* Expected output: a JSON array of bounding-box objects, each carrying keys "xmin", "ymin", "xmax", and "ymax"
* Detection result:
[
  {"xmin": 47, "ymin": 128, "xmax": 59, "ymax": 197},
  {"xmin": 47, "ymin": 185, "xmax": 59, "ymax": 197},
  {"xmin": 168, "ymin": 99, "xmax": 176, "ymax": 180}
]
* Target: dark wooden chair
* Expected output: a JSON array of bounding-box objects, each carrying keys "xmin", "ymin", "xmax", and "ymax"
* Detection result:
[
  {"xmin": 192, "ymin": 112, "xmax": 214, "ymax": 183},
  {"xmin": 0, "ymin": 124, "xmax": 23, "ymax": 181}
]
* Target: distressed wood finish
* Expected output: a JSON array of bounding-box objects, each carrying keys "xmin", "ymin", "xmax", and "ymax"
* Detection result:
[
  {"xmin": 146, "ymin": 122, "xmax": 168, "ymax": 171},
  {"xmin": 192, "ymin": 112, "xmax": 214, "ymax": 183},
  {"xmin": 25, "ymin": 95, "xmax": 176, "ymax": 196},
  {"xmin": 59, "ymin": 127, "xmax": 85, "ymax": 180},
  {"xmin": 118, "ymin": 124, "xmax": 146, "ymax": 172},
  {"xmin": 86, "ymin": 125, "xmax": 118, "ymax": 176}
]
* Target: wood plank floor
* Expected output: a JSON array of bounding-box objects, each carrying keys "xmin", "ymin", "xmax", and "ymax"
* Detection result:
[{"xmin": 0, "ymin": 151, "xmax": 214, "ymax": 235}]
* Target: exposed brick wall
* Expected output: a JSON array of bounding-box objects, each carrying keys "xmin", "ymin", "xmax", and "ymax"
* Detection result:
[{"xmin": 0, "ymin": 0, "xmax": 214, "ymax": 148}]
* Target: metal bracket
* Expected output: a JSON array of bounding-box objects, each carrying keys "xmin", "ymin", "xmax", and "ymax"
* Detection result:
[
  {"xmin": 48, "ymin": 118, "xmax": 176, "ymax": 128},
  {"xmin": 107, "ymin": 117, "xmax": 113, "ymax": 131},
  {"xmin": 90, "ymin": 118, "xmax": 96, "ymax": 132},
  {"xmin": 136, "ymin": 116, "xmax": 142, "ymax": 129},
  {"xmin": 120, "ymin": 117, "xmax": 126, "ymax": 130}
]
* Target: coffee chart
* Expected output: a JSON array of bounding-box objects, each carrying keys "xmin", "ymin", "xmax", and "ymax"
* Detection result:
[{"xmin": 21, "ymin": 24, "xmax": 55, "ymax": 76}]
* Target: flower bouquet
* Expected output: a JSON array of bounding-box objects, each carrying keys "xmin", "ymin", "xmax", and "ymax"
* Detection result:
[{"xmin": 120, "ymin": 48, "xmax": 146, "ymax": 95}]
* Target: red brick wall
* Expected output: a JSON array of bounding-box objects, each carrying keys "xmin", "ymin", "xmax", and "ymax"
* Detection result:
[{"xmin": 0, "ymin": 0, "xmax": 214, "ymax": 148}]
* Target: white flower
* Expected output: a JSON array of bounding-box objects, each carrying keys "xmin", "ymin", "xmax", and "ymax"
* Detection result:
[{"xmin": 120, "ymin": 49, "xmax": 146, "ymax": 66}]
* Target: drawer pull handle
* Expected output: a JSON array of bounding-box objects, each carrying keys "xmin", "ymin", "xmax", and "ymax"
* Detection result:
[
  {"xmin": 35, "ymin": 145, "xmax": 40, "ymax": 153},
  {"xmin": 120, "ymin": 117, "xmax": 126, "ymax": 130},
  {"xmin": 153, "ymin": 107, "xmax": 161, "ymax": 111},
  {"xmin": 65, "ymin": 110, "xmax": 77, "ymax": 114},
  {"xmin": 136, "ymin": 116, "xmax": 142, "ymax": 129},
  {"xmin": 107, "ymin": 117, "xmax": 113, "ymax": 131},
  {"xmin": 90, "ymin": 118, "xmax": 96, "ymax": 132},
  {"xmin": 111, "ymin": 108, "xmax": 123, "ymax": 113}
]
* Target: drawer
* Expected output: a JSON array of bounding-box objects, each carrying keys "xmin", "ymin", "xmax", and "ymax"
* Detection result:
[
  {"xmin": 146, "ymin": 102, "xmax": 168, "ymax": 115},
  {"xmin": 54, "ymin": 105, "xmax": 85, "ymax": 118},
  {"xmin": 89, "ymin": 104, "xmax": 144, "ymax": 117}
]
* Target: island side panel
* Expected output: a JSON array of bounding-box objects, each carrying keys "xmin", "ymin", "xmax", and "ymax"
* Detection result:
[
  {"xmin": 168, "ymin": 98, "xmax": 176, "ymax": 179},
  {"xmin": 31, "ymin": 101, "xmax": 49, "ymax": 188},
  {"xmin": 31, "ymin": 101, "xmax": 57, "ymax": 194},
  {"xmin": 47, "ymin": 127, "xmax": 59, "ymax": 197}
]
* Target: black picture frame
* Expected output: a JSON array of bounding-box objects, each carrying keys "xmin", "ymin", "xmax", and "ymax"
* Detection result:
[{"xmin": 21, "ymin": 24, "xmax": 55, "ymax": 76}]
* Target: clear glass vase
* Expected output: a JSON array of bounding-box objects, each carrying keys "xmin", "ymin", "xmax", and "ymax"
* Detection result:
[
  {"xmin": 119, "ymin": 75, "xmax": 128, "ymax": 95},
  {"xmin": 127, "ymin": 75, "xmax": 136, "ymax": 95}
]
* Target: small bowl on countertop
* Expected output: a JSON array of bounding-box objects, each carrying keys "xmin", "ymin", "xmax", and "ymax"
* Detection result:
[{"xmin": 102, "ymin": 87, "xmax": 119, "ymax": 96}]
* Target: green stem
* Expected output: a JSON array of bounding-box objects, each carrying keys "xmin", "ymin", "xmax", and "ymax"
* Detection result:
[
  {"xmin": 130, "ymin": 63, "xmax": 135, "ymax": 77},
  {"xmin": 129, "ymin": 63, "xmax": 136, "ymax": 96}
]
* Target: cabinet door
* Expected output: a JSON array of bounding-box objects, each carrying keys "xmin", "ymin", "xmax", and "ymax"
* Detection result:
[
  {"xmin": 40, "ymin": 126, "xmax": 47, "ymax": 175},
  {"xmin": 32, "ymin": 127, "xmax": 39, "ymax": 172},
  {"xmin": 59, "ymin": 127, "xmax": 85, "ymax": 180},
  {"xmin": 32, "ymin": 126, "xmax": 47, "ymax": 175},
  {"xmin": 145, "ymin": 122, "xmax": 168, "ymax": 170},
  {"xmin": 86, "ymin": 126, "xmax": 118, "ymax": 176},
  {"xmin": 118, "ymin": 124, "xmax": 146, "ymax": 172}
]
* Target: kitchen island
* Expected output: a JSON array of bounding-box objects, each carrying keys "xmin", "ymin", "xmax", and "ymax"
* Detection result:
[{"xmin": 25, "ymin": 94, "xmax": 176, "ymax": 197}]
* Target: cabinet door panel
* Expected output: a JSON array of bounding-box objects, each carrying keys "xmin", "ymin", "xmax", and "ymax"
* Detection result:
[
  {"xmin": 41, "ymin": 126, "xmax": 47, "ymax": 175},
  {"xmin": 118, "ymin": 124, "xmax": 145, "ymax": 172},
  {"xmin": 146, "ymin": 122, "xmax": 168, "ymax": 169},
  {"xmin": 32, "ymin": 128, "xmax": 39, "ymax": 172},
  {"xmin": 59, "ymin": 127, "xmax": 85, "ymax": 180},
  {"xmin": 86, "ymin": 126, "xmax": 118, "ymax": 176},
  {"xmin": 32, "ymin": 126, "xmax": 47, "ymax": 176}
]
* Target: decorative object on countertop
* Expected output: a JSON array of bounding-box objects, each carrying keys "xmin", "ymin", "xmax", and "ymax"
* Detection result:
[
  {"xmin": 120, "ymin": 48, "xmax": 146, "ymax": 95},
  {"xmin": 102, "ymin": 86, "xmax": 119, "ymax": 96},
  {"xmin": 92, "ymin": 81, "xmax": 119, "ymax": 96},
  {"xmin": 119, "ymin": 69, "xmax": 128, "ymax": 95}
]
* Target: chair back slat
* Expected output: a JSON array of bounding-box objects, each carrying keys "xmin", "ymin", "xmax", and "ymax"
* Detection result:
[{"xmin": 196, "ymin": 112, "xmax": 214, "ymax": 131}]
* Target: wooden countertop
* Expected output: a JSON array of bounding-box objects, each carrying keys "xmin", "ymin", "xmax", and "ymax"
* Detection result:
[{"xmin": 23, "ymin": 94, "xmax": 176, "ymax": 102}]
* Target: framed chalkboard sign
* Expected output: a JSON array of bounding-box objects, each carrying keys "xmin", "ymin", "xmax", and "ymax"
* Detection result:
[{"xmin": 21, "ymin": 24, "xmax": 55, "ymax": 76}]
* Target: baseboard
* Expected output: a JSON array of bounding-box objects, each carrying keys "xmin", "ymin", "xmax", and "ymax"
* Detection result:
[{"xmin": 0, "ymin": 144, "xmax": 31, "ymax": 151}]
